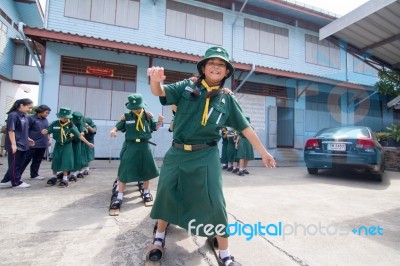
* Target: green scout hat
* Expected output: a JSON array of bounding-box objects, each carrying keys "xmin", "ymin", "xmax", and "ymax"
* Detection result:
[
  {"xmin": 126, "ymin": 93, "xmax": 147, "ymax": 110},
  {"xmin": 84, "ymin": 117, "xmax": 93, "ymax": 125},
  {"xmin": 72, "ymin": 111, "xmax": 83, "ymax": 124},
  {"xmin": 197, "ymin": 46, "xmax": 234, "ymax": 78},
  {"xmin": 56, "ymin": 107, "xmax": 73, "ymax": 118}
]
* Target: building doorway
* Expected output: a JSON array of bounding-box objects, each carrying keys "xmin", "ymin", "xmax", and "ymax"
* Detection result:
[{"xmin": 277, "ymin": 98, "xmax": 294, "ymax": 148}]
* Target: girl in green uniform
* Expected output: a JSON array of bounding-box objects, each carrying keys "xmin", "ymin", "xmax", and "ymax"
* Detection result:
[
  {"xmin": 70, "ymin": 111, "xmax": 89, "ymax": 179},
  {"xmin": 109, "ymin": 93, "xmax": 163, "ymax": 209},
  {"xmin": 236, "ymin": 117, "xmax": 255, "ymax": 176},
  {"xmin": 147, "ymin": 46, "xmax": 276, "ymax": 266},
  {"xmin": 83, "ymin": 117, "xmax": 96, "ymax": 174},
  {"xmin": 42, "ymin": 107, "xmax": 94, "ymax": 187}
]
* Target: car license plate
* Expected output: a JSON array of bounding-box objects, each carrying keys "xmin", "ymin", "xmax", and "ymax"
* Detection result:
[{"xmin": 327, "ymin": 143, "xmax": 346, "ymax": 151}]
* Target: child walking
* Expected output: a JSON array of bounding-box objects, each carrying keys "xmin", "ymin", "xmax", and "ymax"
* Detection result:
[
  {"xmin": 42, "ymin": 107, "xmax": 94, "ymax": 187},
  {"xmin": 109, "ymin": 93, "xmax": 163, "ymax": 211},
  {"xmin": 146, "ymin": 46, "xmax": 276, "ymax": 265}
]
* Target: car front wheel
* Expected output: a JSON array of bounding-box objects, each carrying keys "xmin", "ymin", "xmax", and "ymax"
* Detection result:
[{"xmin": 307, "ymin": 168, "xmax": 318, "ymax": 175}]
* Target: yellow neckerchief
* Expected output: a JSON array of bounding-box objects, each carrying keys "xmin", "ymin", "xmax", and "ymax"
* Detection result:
[
  {"xmin": 60, "ymin": 120, "xmax": 69, "ymax": 144},
  {"xmin": 135, "ymin": 109, "xmax": 145, "ymax": 131},
  {"xmin": 201, "ymin": 79, "xmax": 220, "ymax": 126}
]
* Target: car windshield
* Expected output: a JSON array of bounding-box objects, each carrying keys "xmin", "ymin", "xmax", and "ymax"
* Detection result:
[{"xmin": 316, "ymin": 127, "xmax": 370, "ymax": 139}]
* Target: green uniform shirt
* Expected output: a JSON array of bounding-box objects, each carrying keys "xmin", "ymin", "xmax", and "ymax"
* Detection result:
[
  {"xmin": 47, "ymin": 120, "xmax": 80, "ymax": 145},
  {"xmin": 161, "ymin": 79, "xmax": 249, "ymax": 144},
  {"xmin": 115, "ymin": 112, "xmax": 157, "ymax": 141}
]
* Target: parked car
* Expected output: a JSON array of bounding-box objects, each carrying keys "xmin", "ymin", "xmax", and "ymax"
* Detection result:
[{"xmin": 304, "ymin": 126, "xmax": 385, "ymax": 179}]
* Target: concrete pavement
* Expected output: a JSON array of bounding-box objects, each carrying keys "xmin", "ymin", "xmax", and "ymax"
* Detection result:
[{"xmin": 0, "ymin": 156, "xmax": 399, "ymax": 266}]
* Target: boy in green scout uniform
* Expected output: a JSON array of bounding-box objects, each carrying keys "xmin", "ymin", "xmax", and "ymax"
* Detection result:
[
  {"xmin": 42, "ymin": 107, "xmax": 94, "ymax": 187},
  {"xmin": 109, "ymin": 93, "xmax": 163, "ymax": 209},
  {"xmin": 147, "ymin": 47, "xmax": 276, "ymax": 265}
]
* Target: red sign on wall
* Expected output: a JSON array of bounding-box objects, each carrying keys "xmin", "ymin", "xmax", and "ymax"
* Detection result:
[{"xmin": 86, "ymin": 66, "xmax": 114, "ymax": 77}]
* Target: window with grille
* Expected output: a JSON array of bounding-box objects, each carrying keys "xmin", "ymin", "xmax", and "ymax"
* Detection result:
[
  {"xmin": 0, "ymin": 21, "xmax": 7, "ymax": 54},
  {"xmin": 59, "ymin": 56, "xmax": 137, "ymax": 120},
  {"xmin": 166, "ymin": 0, "xmax": 223, "ymax": 45},
  {"xmin": 244, "ymin": 19, "xmax": 289, "ymax": 58}
]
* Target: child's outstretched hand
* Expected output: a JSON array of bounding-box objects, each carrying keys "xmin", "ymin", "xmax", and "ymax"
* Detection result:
[
  {"xmin": 147, "ymin": 67, "xmax": 166, "ymax": 83},
  {"xmin": 262, "ymin": 153, "xmax": 276, "ymax": 168}
]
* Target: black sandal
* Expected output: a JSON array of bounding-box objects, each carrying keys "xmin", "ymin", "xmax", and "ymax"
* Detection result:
[
  {"xmin": 219, "ymin": 255, "xmax": 241, "ymax": 266},
  {"xmin": 46, "ymin": 177, "xmax": 57, "ymax": 186},
  {"xmin": 110, "ymin": 198, "xmax": 122, "ymax": 209},
  {"xmin": 68, "ymin": 175, "xmax": 77, "ymax": 182},
  {"xmin": 77, "ymin": 173, "xmax": 84, "ymax": 178},
  {"xmin": 138, "ymin": 181, "xmax": 144, "ymax": 194},
  {"xmin": 110, "ymin": 191, "xmax": 118, "ymax": 201},
  {"xmin": 143, "ymin": 192, "xmax": 153, "ymax": 202},
  {"xmin": 59, "ymin": 180, "xmax": 68, "ymax": 188}
]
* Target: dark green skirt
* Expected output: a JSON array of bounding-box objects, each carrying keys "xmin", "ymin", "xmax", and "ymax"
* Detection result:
[
  {"xmin": 150, "ymin": 145, "xmax": 228, "ymax": 237},
  {"xmin": 51, "ymin": 143, "xmax": 74, "ymax": 172},
  {"xmin": 118, "ymin": 141, "xmax": 159, "ymax": 183},
  {"xmin": 226, "ymin": 142, "xmax": 237, "ymax": 163},
  {"xmin": 236, "ymin": 137, "xmax": 254, "ymax": 160}
]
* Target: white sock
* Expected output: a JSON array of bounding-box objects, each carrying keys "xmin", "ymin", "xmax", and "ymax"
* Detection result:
[
  {"xmin": 219, "ymin": 249, "xmax": 232, "ymax": 265},
  {"xmin": 154, "ymin": 231, "xmax": 165, "ymax": 246},
  {"xmin": 239, "ymin": 168, "xmax": 243, "ymax": 171},
  {"xmin": 63, "ymin": 176, "xmax": 68, "ymax": 181},
  {"xmin": 144, "ymin": 189, "xmax": 150, "ymax": 194},
  {"xmin": 117, "ymin": 192, "xmax": 123, "ymax": 200}
]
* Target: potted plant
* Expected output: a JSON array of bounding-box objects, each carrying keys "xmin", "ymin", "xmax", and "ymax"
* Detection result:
[
  {"xmin": 386, "ymin": 124, "xmax": 400, "ymax": 147},
  {"xmin": 375, "ymin": 131, "xmax": 390, "ymax": 146}
]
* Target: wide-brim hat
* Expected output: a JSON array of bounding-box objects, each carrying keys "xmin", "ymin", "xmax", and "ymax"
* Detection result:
[
  {"xmin": 197, "ymin": 46, "xmax": 234, "ymax": 78},
  {"xmin": 72, "ymin": 111, "xmax": 83, "ymax": 123},
  {"xmin": 56, "ymin": 107, "xmax": 73, "ymax": 118},
  {"xmin": 126, "ymin": 93, "xmax": 147, "ymax": 110}
]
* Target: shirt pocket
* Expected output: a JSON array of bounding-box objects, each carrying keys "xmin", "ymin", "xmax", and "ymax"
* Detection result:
[
  {"xmin": 179, "ymin": 91, "xmax": 201, "ymax": 114},
  {"xmin": 207, "ymin": 101, "xmax": 227, "ymax": 126}
]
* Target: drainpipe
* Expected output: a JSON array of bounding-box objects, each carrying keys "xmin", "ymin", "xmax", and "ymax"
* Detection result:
[
  {"xmin": 234, "ymin": 63, "xmax": 255, "ymax": 93},
  {"xmin": 18, "ymin": 22, "xmax": 44, "ymax": 103},
  {"xmin": 18, "ymin": 22, "xmax": 43, "ymax": 74},
  {"xmin": 231, "ymin": 0, "xmax": 248, "ymax": 61}
]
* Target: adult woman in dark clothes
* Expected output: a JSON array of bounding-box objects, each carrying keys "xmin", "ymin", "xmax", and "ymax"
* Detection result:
[{"xmin": 0, "ymin": 98, "xmax": 34, "ymax": 188}]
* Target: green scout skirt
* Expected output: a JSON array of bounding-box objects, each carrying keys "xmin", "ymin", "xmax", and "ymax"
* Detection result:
[
  {"xmin": 220, "ymin": 140, "xmax": 228, "ymax": 164},
  {"xmin": 85, "ymin": 141, "xmax": 95, "ymax": 162},
  {"xmin": 236, "ymin": 137, "xmax": 254, "ymax": 160},
  {"xmin": 118, "ymin": 141, "xmax": 159, "ymax": 183},
  {"xmin": 226, "ymin": 142, "xmax": 237, "ymax": 163},
  {"xmin": 150, "ymin": 145, "xmax": 229, "ymax": 237},
  {"xmin": 51, "ymin": 143, "xmax": 74, "ymax": 172},
  {"xmin": 72, "ymin": 141, "xmax": 89, "ymax": 171}
]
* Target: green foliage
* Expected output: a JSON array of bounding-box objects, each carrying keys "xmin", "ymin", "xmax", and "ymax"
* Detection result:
[
  {"xmin": 375, "ymin": 69, "xmax": 400, "ymax": 96},
  {"xmin": 374, "ymin": 131, "xmax": 390, "ymax": 141},
  {"xmin": 386, "ymin": 124, "xmax": 400, "ymax": 142}
]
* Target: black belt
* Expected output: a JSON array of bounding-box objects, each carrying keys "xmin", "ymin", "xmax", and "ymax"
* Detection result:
[
  {"xmin": 172, "ymin": 141, "xmax": 217, "ymax": 151},
  {"xmin": 130, "ymin": 139, "xmax": 156, "ymax": 146}
]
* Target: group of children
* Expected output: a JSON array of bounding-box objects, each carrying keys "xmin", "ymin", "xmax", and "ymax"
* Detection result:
[
  {"xmin": 43, "ymin": 107, "xmax": 96, "ymax": 188},
  {"xmin": 220, "ymin": 117, "xmax": 255, "ymax": 176}
]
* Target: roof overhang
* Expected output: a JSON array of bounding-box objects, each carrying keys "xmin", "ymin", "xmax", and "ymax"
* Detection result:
[
  {"xmin": 23, "ymin": 27, "xmax": 366, "ymax": 90},
  {"xmin": 320, "ymin": 0, "xmax": 400, "ymax": 72}
]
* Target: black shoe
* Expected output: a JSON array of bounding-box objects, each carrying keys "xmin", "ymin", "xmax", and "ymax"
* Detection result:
[
  {"xmin": 226, "ymin": 166, "xmax": 233, "ymax": 172},
  {"xmin": 244, "ymin": 169, "xmax": 249, "ymax": 175},
  {"xmin": 238, "ymin": 170, "xmax": 244, "ymax": 176},
  {"xmin": 222, "ymin": 165, "xmax": 228, "ymax": 170},
  {"xmin": 232, "ymin": 168, "xmax": 239, "ymax": 174}
]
